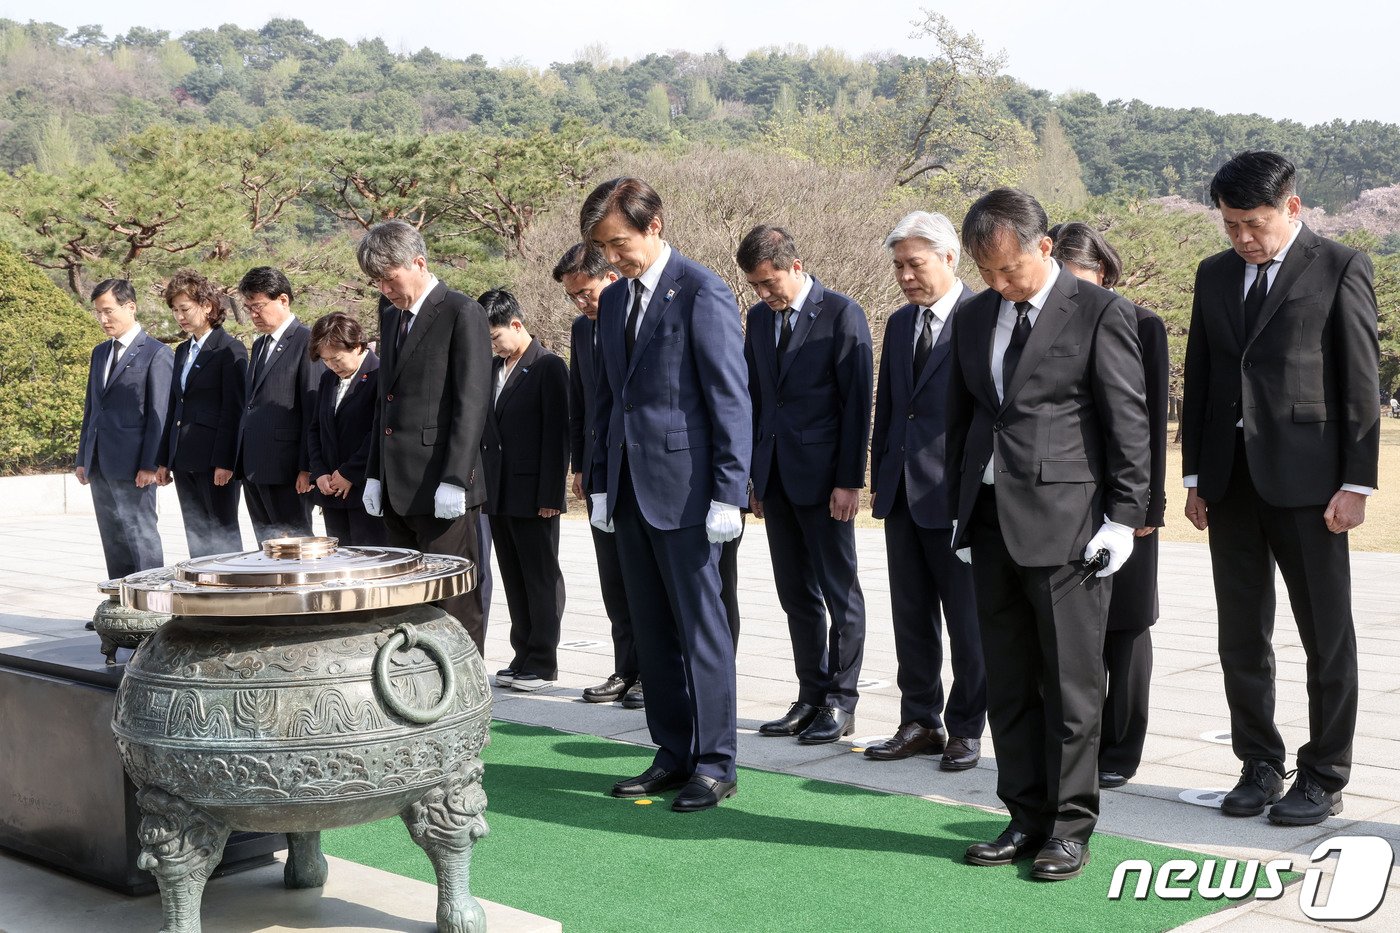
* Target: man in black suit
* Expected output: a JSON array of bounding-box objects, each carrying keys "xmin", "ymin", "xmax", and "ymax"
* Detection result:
[
  {"xmin": 307, "ymin": 312, "xmax": 385, "ymax": 547},
  {"xmin": 947, "ymin": 189, "xmax": 1148, "ymax": 880},
  {"xmin": 739, "ymin": 225, "xmax": 873, "ymax": 745},
  {"xmin": 479, "ymin": 289, "xmax": 570, "ymax": 693},
  {"xmin": 76, "ymin": 279, "xmax": 175, "ymax": 579},
  {"xmin": 866, "ymin": 211, "xmax": 985, "ymax": 772},
  {"xmin": 556, "ymin": 244, "xmax": 645, "ymax": 706},
  {"xmin": 583, "ymin": 177, "xmax": 751, "ymax": 812},
  {"xmin": 1182, "ymin": 151, "xmax": 1380, "ymax": 826},
  {"xmin": 235, "ymin": 267, "xmax": 319, "ymax": 542},
  {"xmin": 358, "ymin": 221, "xmax": 493, "ymax": 653},
  {"xmin": 156, "ymin": 269, "xmax": 246, "ymax": 557}
]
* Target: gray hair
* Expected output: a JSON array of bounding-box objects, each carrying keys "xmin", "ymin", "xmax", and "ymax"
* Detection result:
[
  {"xmin": 883, "ymin": 211, "xmax": 960, "ymax": 265},
  {"xmin": 357, "ymin": 220, "xmax": 429, "ymax": 279}
]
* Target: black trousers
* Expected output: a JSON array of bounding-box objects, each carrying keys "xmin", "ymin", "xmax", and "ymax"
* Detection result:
[
  {"xmin": 763, "ymin": 471, "xmax": 865, "ymax": 712},
  {"xmin": 612, "ymin": 467, "xmax": 737, "ymax": 781},
  {"xmin": 1100, "ymin": 627, "xmax": 1153, "ymax": 777},
  {"xmin": 383, "ymin": 502, "xmax": 486, "ymax": 655},
  {"xmin": 172, "ymin": 470, "xmax": 243, "ymax": 556},
  {"xmin": 884, "ymin": 480, "xmax": 985, "ymax": 737},
  {"xmin": 969, "ymin": 485, "xmax": 1109, "ymax": 845},
  {"xmin": 598, "ymin": 515, "xmax": 743, "ymax": 680},
  {"xmin": 243, "ymin": 479, "xmax": 312, "ymax": 543},
  {"xmin": 322, "ymin": 505, "xmax": 387, "ymax": 547},
  {"xmin": 490, "ymin": 514, "xmax": 564, "ymax": 679},
  {"xmin": 1207, "ymin": 435, "xmax": 1357, "ymax": 793},
  {"xmin": 89, "ymin": 454, "xmax": 163, "ymax": 579}
]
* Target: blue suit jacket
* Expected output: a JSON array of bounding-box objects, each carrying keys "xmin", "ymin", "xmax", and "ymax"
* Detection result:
[
  {"xmin": 591, "ymin": 248, "xmax": 751, "ymax": 529},
  {"xmin": 78, "ymin": 330, "xmax": 175, "ymax": 481},
  {"xmin": 744, "ymin": 276, "xmax": 872, "ymax": 506},
  {"xmin": 870, "ymin": 285, "xmax": 972, "ymax": 529},
  {"xmin": 159, "ymin": 326, "xmax": 247, "ymax": 473}
]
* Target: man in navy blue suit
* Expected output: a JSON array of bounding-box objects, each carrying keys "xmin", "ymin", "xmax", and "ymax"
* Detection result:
[
  {"xmin": 582, "ymin": 177, "xmax": 751, "ymax": 812},
  {"xmin": 738, "ymin": 225, "xmax": 873, "ymax": 745},
  {"xmin": 866, "ymin": 211, "xmax": 985, "ymax": 771},
  {"xmin": 77, "ymin": 279, "xmax": 175, "ymax": 579}
]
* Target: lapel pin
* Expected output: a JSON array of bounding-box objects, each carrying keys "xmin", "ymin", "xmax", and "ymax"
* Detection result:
[
  {"xmin": 807, "ymin": 310, "xmax": 816, "ymax": 319},
  {"xmin": 665, "ymin": 289, "xmax": 676, "ymax": 302}
]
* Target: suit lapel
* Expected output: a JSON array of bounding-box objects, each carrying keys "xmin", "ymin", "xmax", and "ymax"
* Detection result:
[
  {"xmin": 1219, "ymin": 253, "xmax": 1248, "ymax": 348},
  {"xmin": 254, "ymin": 324, "xmax": 298, "ymax": 392},
  {"xmin": 762, "ymin": 306, "xmax": 781, "ymax": 388},
  {"xmin": 968, "ymin": 294, "xmax": 1000, "ymax": 410},
  {"xmin": 495, "ymin": 340, "xmax": 541, "ymax": 416},
  {"xmin": 778, "ymin": 278, "xmax": 823, "ymax": 385},
  {"xmin": 998, "ymin": 271, "xmax": 1077, "ymax": 414},
  {"xmin": 912, "ymin": 285, "xmax": 964, "ymax": 396},
  {"xmin": 1248, "ymin": 226, "xmax": 1319, "ymax": 345},
  {"xmin": 335, "ymin": 351, "xmax": 377, "ymax": 422},
  {"xmin": 891, "ymin": 304, "xmax": 916, "ymax": 400},
  {"xmin": 102, "ymin": 333, "xmax": 147, "ymax": 396},
  {"xmin": 625, "ymin": 253, "xmax": 683, "ymax": 385},
  {"xmin": 391, "ymin": 283, "xmax": 444, "ymax": 383}
]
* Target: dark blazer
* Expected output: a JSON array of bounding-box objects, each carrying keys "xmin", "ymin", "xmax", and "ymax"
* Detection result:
[
  {"xmin": 870, "ymin": 284, "xmax": 973, "ymax": 529},
  {"xmin": 744, "ymin": 276, "xmax": 873, "ymax": 505},
  {"xmin": 235, "ymin": 319, "xmax": 320, "ymax": 484},
  {"xmin": 481, "ymin": 339, "xmax": 569, "ymax": 517},
  {"xmin": 591, "ymin": 249, "xmax": 752, "ymax": 528},
  {"xmin": 159, "ymin": 326, "xmax": 247, "ymax": 473},
  {"xmin": 78, "ymin": 330, "xmax": 175, "ymax": 481},
  {"xmin": 947, "ymin": 266, "xmax": 1150, "ymax": 565},
  {"xmin": 368, "ymin": 283, "xmax": 493, "ymax": 516},
  {"xmin": 568, "ymin": 314, "xmax": 602, "ymax": 491},
  {"xmin": 1182, "ymin": 224, "xmax": 1380, "ymax": 506},
  {"xmin": 307, "ymin": 351, "xmax": 380, "ymax": 511}
]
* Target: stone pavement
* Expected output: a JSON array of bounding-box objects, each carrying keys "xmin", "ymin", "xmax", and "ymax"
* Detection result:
[{"xmin": 2, "ymin": 477, "xmax": 1399, "ymax": 930}]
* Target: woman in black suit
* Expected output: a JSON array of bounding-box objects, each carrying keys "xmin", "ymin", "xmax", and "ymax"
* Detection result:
[
  {"xmin": 307, "ymin": 312, "xmax": 385, "ymax": 547},
  {"xmin": 156, "ymin": 269, "xmax": 247, "ymax": 556},
  {"xmin": 1050, "ymin": 222, "xmax": 1169, "ymax": 789},
  {"xmin": 479, "ymin": 289, "xmax": 569, "ymax": 693}
]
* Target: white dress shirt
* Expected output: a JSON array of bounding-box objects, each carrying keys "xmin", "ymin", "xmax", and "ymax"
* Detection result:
[
  {"xmin": 261, "ymin": 314, "xmax": 298, "ymax": 364},
  {"xmin": 773, "ymin": 273, "xmax": 815, "ymax": 343},
  {"xmin": 914, "ymin": 282, "xmax": 962, "ymax": 353},
  {"xmin": 627, "ymin": 242, "xmax": 673, "ymax": 337},
  {"xmin": 401, "ymin": 274, "xmax": 440, "ymax": 337}
]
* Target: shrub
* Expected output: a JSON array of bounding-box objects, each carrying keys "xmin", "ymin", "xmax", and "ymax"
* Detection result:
[{"xmin": 0, "ymin": 240, "xmax": 105, "ymax": 473}]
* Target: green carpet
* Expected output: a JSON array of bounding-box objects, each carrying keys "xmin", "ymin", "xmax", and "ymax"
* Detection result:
[{"xmin": 323, "ymin": 721, "xmax": 1266, "ymax": 932}]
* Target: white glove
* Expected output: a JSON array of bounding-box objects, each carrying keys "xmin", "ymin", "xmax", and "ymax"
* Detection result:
[
  {"xmin": 952, "ymin": 520, "xmax": 971, "ymax": 564},
  {"xmin": 589, "ymin": 493, "xmax": 614, "ymax": 533},
  {"xmin": 362, "ymin": 478, "xmax": 383, "ymax": 517},
  {"xmin": 434, "ymin": 482, "xmax": 467, "ymax": 520},
  {"xmin": 705, "ymin": 500, "xmax": 743, "ymax": 544},
  {"xmin": 1084, "ymin": 518, "xmax": 1135, "ymax": 577}
]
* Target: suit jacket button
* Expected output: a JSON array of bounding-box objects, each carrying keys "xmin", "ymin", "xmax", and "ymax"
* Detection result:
[
  {"xmin": 777, "ymin": 400, "xmax": 785, "ymax": 407},
  {"xmin": 625, "ymin": 403, "xmax": 633, "ymax": 411},
  {"xmin": 1242, "ymin": 361, "xmax": 1253, "ymax": 370},
  {"xmin": 386, "ymin": 393, "xmax": 394, "ymax": 401},
  {"xmin": 385, "ymin": 428, "xmax": 393, "ymax": 435},
  {"xmin": 994, "ymin": 421, "xmax": 1004, "ymax": 431},
  {"xmin": 907, "ymin": 413, "xmax": 914, "ymax": 420},
  {"xmin": 176, "ymin": 420, "xmax": 181, "ymax": 426}
]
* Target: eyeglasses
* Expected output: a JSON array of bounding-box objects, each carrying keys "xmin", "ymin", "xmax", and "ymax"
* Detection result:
[
  {"xmin": 242, "ymin": 299, "xmax": 274, "ymax": 314},
  {"xmin": 564, "ymin": 288, "xmax": 597, "ymax": 306}
]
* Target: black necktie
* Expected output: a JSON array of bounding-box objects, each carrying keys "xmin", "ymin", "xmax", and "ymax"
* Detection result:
[
  {"xmin": 777, "ymin": 309, "xmax": 795, "ymax": 359},
  {"xmin": 1242, "ymin": 259, "xmax": 1274, "ymax": 334},
  {"xmin": 625, "ymin": 283, "xmax": 643, "ymax": 360},
  {"xmin": 913, "ymin": 307, "xmax": 934, "ymax": 377},
  {"xmin": 397, "ymin": 309, "xmax": 415, "ymax": 352},
  {"xmin": 251, "ymin": 336, "xmax": 267, "ymax": 382},
  {"xmin": 104, "ymin": 339, "xmax": 121, "ymax": 387},
  {"xmin": 1001, "ymin": 301, "xmax": 1033, "ymax": 396}
]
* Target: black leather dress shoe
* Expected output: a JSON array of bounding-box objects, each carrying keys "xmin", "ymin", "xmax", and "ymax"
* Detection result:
[
  {"xmin": 965, "ymin": 827, "xmax": 1044, "ymax": 866},
  {"xmin": 940, "ymin": 736, "xmax": 981, "ymax": 771},
  {"xmin": 1031, "ymin": 838, "xmax": 1090, "ymax": 880},
  {"xmin": 621, "ymin": 680, "xmax": 645, "ymax": 709},
  {"xmin": 671, "ymin": 775, "xmax": 738, "ymax": 812},
  {"xmin": 1098, "ymin": 770, "xmax": 1129, "ymax": 789},
  {"xmin": 864, "ymin": 722, "xmax": 946, "ymax": 760},
  {"xmin": 1220, "ymin": 759, "xmax": 1285, "ymax": 816},
  {"xmin": 759, "ymin": 702, "xmax": 819, "ymax": 737},
  {"xmin": 582, "ymin": 673, "xmax": 634, "ymax": 703},
  {"xmin": 798, "ymin": 707, "xmax": 855, "ymax": 745},
  {"xmin": 1268, "ymin": 772, "xmax": 1343, "ymax": 825},
  {"xmin": 611, "ymin": 766, "xmax": 687, "ymax": 798}
]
